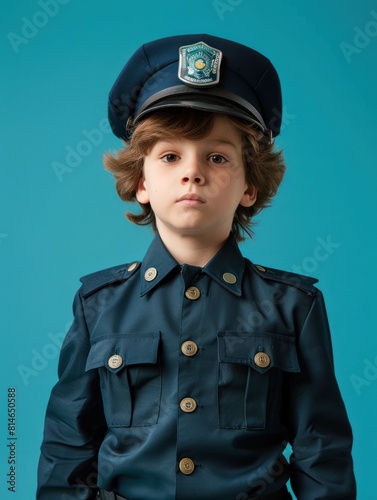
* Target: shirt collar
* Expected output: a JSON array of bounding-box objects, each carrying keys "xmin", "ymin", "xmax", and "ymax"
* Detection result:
[
  {"xmin": 202, "ymin": 233, "xmax": 245, "ymax": 296},
  {"xmin": 140, "ymin": 233, "xmax": 180, "ymax": 296},
  {"xmin": 140, "ymin": 232, "xmax": 245, "ymax": 297}
]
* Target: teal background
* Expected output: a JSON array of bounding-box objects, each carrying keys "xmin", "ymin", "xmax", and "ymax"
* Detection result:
[{"xmin": 1, "ymin": 0, "xmax": 376, "ymax": 498}]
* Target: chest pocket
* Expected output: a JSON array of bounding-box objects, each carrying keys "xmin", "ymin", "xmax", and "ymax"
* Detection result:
[
  {"xmin": 85, "ymin": 332, "xmax": 161, "ymax": 427},
  {"xmin": 218, "ymin": 331, "xmax": 300, "ymax": 430}
]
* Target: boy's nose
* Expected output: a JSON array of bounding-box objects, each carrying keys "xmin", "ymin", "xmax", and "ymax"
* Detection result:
[{"xmin": 181, "ymin": 158, "xmax": 205, "ymax": 185}]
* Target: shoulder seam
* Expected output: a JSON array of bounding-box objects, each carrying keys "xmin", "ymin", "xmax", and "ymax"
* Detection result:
[
  {"xmin": 79, "ymin": 262, "xmax": 141, "ymax": 298},
  {"xmin": 249, "ymin": 262, "xmax": 318, "ymax": 296}
]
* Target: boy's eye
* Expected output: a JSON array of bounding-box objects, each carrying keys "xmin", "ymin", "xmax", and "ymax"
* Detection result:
[
  {"xmin": 161, "ymin": 153, "xmax": 179, "ymax": 162},
  {"xmin": 209, "ymin": 154, "xmax": 227, "ymax": 164}
]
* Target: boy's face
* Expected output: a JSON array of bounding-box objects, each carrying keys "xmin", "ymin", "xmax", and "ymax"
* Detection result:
[{"xmin": 136, "ymin": 114, "xmax": 257, "ymax": 243}]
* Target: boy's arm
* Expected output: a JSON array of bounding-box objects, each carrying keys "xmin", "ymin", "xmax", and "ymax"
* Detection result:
[
  {"xmin": 37, "ymin": 290, "xmax": 107, "ymax": 500},
  {"xmin": 284, "ymin": 290, "xmax": 356, "ymax": 500}
]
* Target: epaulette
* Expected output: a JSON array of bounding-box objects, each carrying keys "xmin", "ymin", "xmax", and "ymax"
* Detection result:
[
  {"xmin": 79, "ymin": 261, "xmax": 141, "ymax": 298},
  {"xmin": 250, "ymin": 263, "xmax": 319, "ymax": 296}
]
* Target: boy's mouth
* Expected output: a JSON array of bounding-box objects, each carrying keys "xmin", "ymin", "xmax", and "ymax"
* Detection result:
[{"xmin": 177, "ymin": 193, "xmax": 206, "ymax": 206}]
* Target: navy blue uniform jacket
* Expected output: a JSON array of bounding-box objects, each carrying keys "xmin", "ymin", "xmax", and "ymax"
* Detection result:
[{"xmin": 37, "ymin": 234, "xmax": 356, "ymax": 499}]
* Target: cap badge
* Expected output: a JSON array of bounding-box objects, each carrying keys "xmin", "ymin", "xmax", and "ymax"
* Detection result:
[{"xmin": 178, "ymin": 41, "xmax": 222, "ymax": 87}]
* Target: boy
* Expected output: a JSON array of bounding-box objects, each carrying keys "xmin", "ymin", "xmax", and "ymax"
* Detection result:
[{"xmin": 37, "ymin": 34, "xmax": 356, "ymax": 499}]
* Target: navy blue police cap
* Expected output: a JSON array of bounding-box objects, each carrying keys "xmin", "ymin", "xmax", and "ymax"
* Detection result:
[{"xmin": 108, "ymin": 34, "xmax": 282, "ymax": 140}]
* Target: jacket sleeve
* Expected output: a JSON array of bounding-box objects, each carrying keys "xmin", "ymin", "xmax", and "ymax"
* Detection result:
[
  {"xmin": 37, "ymin": 290, "xmax": 107, "ymax": 500},
  {"xmin": 284, "ymin": 290, "xmax": 356, "ymax": 499}
]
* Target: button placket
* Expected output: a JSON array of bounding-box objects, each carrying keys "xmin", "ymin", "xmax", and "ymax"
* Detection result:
[{"xmin": 178, "ymin": 265, "xmax": 203, "ymax": 479}]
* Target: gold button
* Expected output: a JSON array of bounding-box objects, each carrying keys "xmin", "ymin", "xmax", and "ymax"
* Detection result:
[
  {"xmin": 179, "ymin": 457, "xmax": 195, "ymax": 475},
  {"xmin": 255, "ymin": 265, "xmax": 266, "ymax": 272},
  {"xmin": 185, "ymin": 286, "xmax": 201, "ymax": 300},
  {"xmin": 127, "ymin": 262, "xmax": 137, "ymax": 272},
  {"xmin": 222, "ymin": 272, "xmax": 237, "ymax": 284},
  {"xmin": 180, "ymin": 397, "xmax": 197, "ymax": 413},
  {"xmin": 254, "ymin": 352, "xmax": 270, "ymax": 368},
  {"xmin": 144, "ymin": 267, "xmax": 157, "ymax": 281},
  {"xmin": 108, "ymin": 354, "xmax": 123, "ymax": 369},
  {"xmin": 181, "ymin": 341, "xmax": 198, "ymax": 357}
]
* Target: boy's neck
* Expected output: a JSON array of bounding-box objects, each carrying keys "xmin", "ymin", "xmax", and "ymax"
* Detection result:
[{"xmin": 157, "ymin": 229, "xmax": 228, "ymax": 267}]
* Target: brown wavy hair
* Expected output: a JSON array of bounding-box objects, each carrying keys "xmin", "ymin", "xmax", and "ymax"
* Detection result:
[{"xmin": 103, "ymin": 109, "xmax": 286, "ymax": 241}]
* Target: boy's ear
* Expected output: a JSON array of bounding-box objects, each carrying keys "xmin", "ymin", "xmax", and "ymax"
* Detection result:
[
  {"xmin": 136, "ymin": 176, "xmax": 149, "ymax": 204},
  {"xmin": 240, "ymin": 185, "xmax": 257, "ymax": 208}
]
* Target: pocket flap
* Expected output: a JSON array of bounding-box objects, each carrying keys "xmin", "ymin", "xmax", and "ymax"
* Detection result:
[
  {"xmin": 85, "ymin": 332, "xmax": 160, "ymax": 373},
  {"xmin": 218, "ymin": 331, "xmax": 300, "ymax": 374}
]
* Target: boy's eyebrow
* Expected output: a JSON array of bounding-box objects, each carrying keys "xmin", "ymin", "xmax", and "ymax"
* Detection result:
[
  {"xmin": 152, "ymin": 137, "xmax": 241, "ymax": 150},
  {"xmin": 206, "ymin": 138, "xmax": 240, "ymax": 149},
  {"xmin": 172, "ymin": 137, "xmax": 239, "ymax": 147}
]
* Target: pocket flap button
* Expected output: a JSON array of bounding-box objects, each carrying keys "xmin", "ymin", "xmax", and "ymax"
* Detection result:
[
  {"xmin": 254, "ymin": 352, "xmax": 270, "ymax": 368},
  {"xmin": 108, "ymin": 354, "xmax": 123, "ymax": 369}
]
